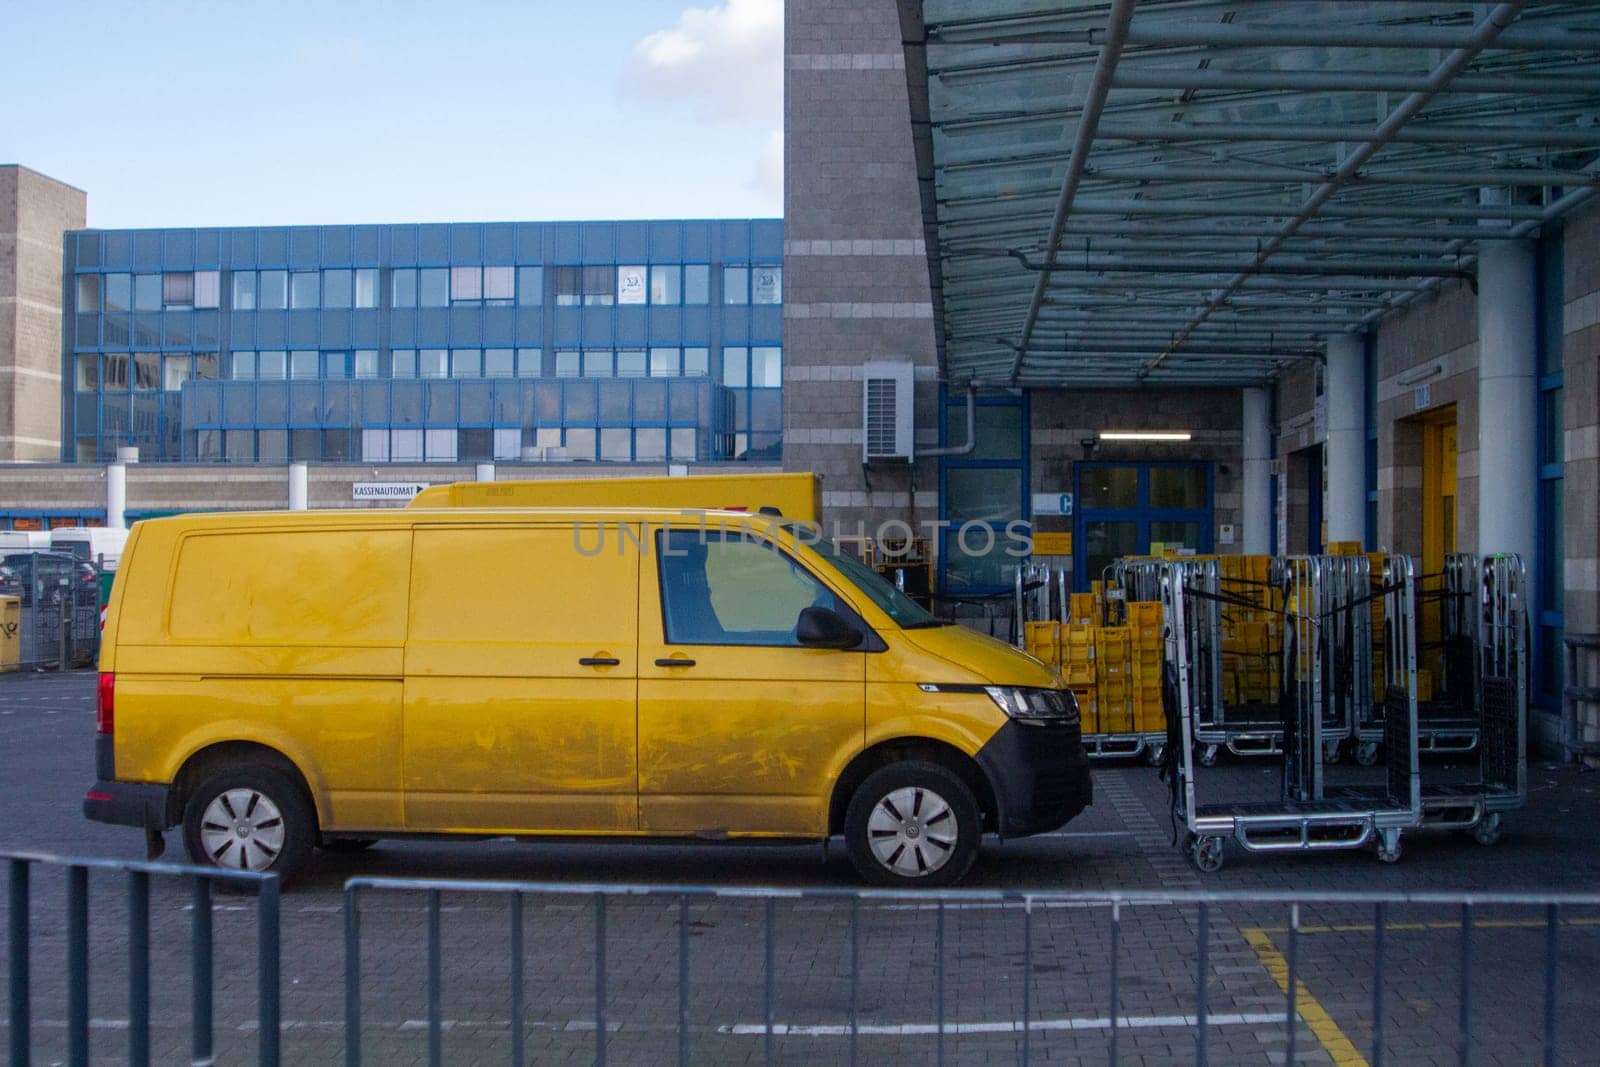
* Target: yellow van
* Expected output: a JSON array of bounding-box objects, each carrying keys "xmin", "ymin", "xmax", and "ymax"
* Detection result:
[{"xmin": 85, "ymin": 508, "xmax": 1090, "ymax": 886}]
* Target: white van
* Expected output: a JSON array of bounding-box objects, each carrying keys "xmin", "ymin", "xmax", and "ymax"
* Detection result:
[
  {"xmin": 50, "ymin": 527, "xmax": 129, "ymax": 570},
  {"xmin": 0, "ymin": 531, "xmax": 53, "ymax": 551}
]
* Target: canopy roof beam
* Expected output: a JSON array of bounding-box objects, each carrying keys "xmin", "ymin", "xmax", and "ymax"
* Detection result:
[
  {"xmin": 927, "ymin": 20, "xmax": 1600, "ymax": 52},
  {"xmin": 1109, "ymin": 66, "xmax": 1600, "ymax": 96},
  {"xmin": 1087, "ymin": 119, "xmax": 1598, "ymax": 149}
]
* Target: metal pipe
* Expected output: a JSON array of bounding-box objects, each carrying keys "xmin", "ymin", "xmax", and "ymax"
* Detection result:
[
  {"xmin": 1147, "ymin": 2, "xmax": 1529, "ymax": 375},
  {"xmin": 1082, "ymin": 163, "xmax": 1600, "ymax": 188},
  {"xmin": 929, "ymin": 21, "xmax": 1600, "ymax": 52},
  {"xmin": 1011, "ymin": 0, "xmax": 1139, "ymax": 382},
  {"xmin": 916, "ymin": 383, "xmax": 977, "ymax": 457},
  {"xmin": 288, "ymin": 462, "xmax": 309, "ymax": 511},
  {"xmin": 940, "ymin": 216, "xmax": 1527, "ymax": 241},
  {"xmin": 1111, "ymin": 66, "xmax": 1600, "ymax": 96},
  {"xmin": 1091, "ymin": 119, "xmax": 1598, "ymax": 149},
  {"xmin": 1004, "ymin": 251, "xmax": 1471, "ymax": 278},
  {"xmin": 106, "ymin": 461, "xmax": 127, "ymax": 530},
  {"xmin": 944, "ymin": 194, "xmax": 1551, "ymax": 222}
]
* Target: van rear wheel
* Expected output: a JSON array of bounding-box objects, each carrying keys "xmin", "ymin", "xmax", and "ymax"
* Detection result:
[
  {"xmin": 182, "ymin": 766, "xmax": 314, "ymax": 886},
  {"xmin": 844, "ymin": 761, "xmax": 980, "ymax": 887}
]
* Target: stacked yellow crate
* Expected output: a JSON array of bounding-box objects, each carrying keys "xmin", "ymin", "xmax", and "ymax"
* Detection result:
[
  {"xmin": 1061, "ymin": 623, "xmax": 1098, "ymax": 733},
  {"xmin": 1127, "ymin": 602, "xmax": 1165, "ymax": 732},
  {"xmin": 1023, "ymin": 620, "xmax": 1060, "ymax": 668},
  {"xmin": 1095, "ymin": 626, "xmax": 1135, "ymax": 734},
  {"xmin": 1069, "ymin": 592, "xmax": 1097, "ymax": 626}
]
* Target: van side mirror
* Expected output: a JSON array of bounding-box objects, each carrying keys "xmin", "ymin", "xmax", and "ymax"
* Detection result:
[{"xmin": 796, "ymin": 606, "xmax": 864, "ymax": 650}]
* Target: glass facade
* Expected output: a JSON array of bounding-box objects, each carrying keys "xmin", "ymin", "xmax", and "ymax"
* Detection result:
[{"xmin": 63, "ymin": 219, "xmax": 783, "ymax": 463}]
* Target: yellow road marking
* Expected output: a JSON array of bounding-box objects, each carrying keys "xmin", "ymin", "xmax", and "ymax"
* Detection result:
[
  {"xmin": 1250, "ymin": 917, "xmax": 1600, "ymax": 935},
  {"xmin": 1240, "ymin": 926, "xmax": 1370, "ymax": 1067}
]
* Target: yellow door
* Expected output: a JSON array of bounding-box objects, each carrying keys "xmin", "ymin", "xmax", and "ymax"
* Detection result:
[
  {"xmin": 402, "ymin": 523, "xmax": 639, "ymax": 833},
  {"xmin": 1420, "ymin": 412, "xmax": 1459, "ymax": 676},
  {"xmin": 637, "ymin": 527, "xmax": 866, "ymax": 836}
]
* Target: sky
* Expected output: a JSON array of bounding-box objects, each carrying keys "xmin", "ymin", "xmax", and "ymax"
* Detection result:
[{"xmin": 1, "ymin": 0, "xmax": 783, "ymax": 228}]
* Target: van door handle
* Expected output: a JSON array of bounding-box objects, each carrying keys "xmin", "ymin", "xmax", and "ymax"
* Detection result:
[
  {"xmin": 655, "ymin": 657, "xmax": 696, "ymax": 668},
  {"xmin": 579, "ymin": 656, "xmax": 621, "ymax": 667}
]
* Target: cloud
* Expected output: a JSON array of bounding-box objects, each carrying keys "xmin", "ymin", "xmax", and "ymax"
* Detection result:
[
  {"xmin": 621, "ymin": 0, "xmax": 782, "ymax": 126},
  {"xmin": 750, "ymin": 127, "xmax": 783, "ymax": 205}
]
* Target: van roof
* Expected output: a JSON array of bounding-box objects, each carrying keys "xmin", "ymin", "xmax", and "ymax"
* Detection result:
[{"xmin": 131, "ymin": 506, "xmax": 794, "ymax": 531}]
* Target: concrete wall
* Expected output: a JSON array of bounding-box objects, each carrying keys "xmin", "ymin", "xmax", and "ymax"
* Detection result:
[
  {"xmin": 782, "ymin": 0, "xmax": 942, "ymax": 536},
  {"xmin": 1563, "ymin": 204, "xmax": 1600, "ymax": 636},
  {"xmin": 0, "ymin": 166, "xmax": 85, "ymax": 461}
]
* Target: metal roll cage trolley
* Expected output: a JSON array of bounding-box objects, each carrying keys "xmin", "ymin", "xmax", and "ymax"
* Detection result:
[{"xmin": 1162, "ymin": 556, "xmax": 1422, "ymax": 873}]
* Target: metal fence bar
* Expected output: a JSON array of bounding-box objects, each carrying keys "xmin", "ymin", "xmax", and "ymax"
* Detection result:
[
  {"xmin": 1285, "ymin": 903, "xmax": 1299, "ymax": 1067},
  {"xmin": 1372, "ymin": 901, "xmax": 1387, "ymax": 1067},
  {"xmin": 344, "ymin": 887, "xmax": 361, "ymax": 1067},
  {"xmin": 594, "ymin": 892, "xmax": 607, "ymax": 1067},
  {"xmin": 1196, "ymin": 901, "xmax": 1209, "ymax": 1066},
  {"xmin": 677, "ymin": 894, "xmax": 690, "ymax": 1067},
  {"xmin": 1459, "ymin": 903, "xmax": 1473, "ymax": 1067},
  {"xmin": 1109, "ymin": 901, "xmax": 1121, "ymax": 1065},
  {"xmin": 66, "ymin": 864, "xmax": 88, "ymax": 1067},
  {"xmin": 764, "ymin": 897, "xmax": 776, "ymax": 1066},
  {"xmin": 1544, "ymin": 903, "xmax": 1559, "ymax": 1067},
  {"xmin": 128, "ymin": 870, "xmax": 150, "ymax": 1067},
  {"xmin": 257, "ymin": 875, "xmax": 280, "ymax": 1067},
  {"xmin": 849, "ymin": 894, "xmax": 860, "ymax": 1066},
  {"xmin": 9, "ymin": 858, "xmax": 29, "ymax": 1067},
  {"xmin": 427, "ymin": 889, "xmax": 442, "ymax": 1067},
  {"xmin": 193, "ymin": 879, "xmax": 214, "ymax": 1065},
  {"xmin": 510, "ymin": 893, "xmax": 524, "ymax": 1067}
]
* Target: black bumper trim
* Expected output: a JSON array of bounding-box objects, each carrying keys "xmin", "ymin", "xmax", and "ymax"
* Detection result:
[
  {"xmin": 84, "ymin": 781, "xmax": 174, "ymax": 830},
  {"xmin": 975, "ymin": 719, "xmax": 1093, "ymax": 839}
]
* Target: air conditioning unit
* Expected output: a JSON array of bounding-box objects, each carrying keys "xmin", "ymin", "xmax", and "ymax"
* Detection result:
[{"xmin": 862, "ymin": 361, "xmax": 915, "ymax": 463}]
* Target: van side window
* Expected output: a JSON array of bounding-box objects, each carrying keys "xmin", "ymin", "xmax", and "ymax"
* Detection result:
[{"xmin": 657, "ymin": 530, "xmax": 840, "ymax": 646}]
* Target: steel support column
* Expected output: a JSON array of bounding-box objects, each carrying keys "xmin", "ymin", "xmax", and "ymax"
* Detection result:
[
  {"xmin": 1324, "ymin": 334, "xmax": 1367, "ymax": 545},
  {"xmin": 1242, "ymin": 387, "xmax": 1273, "ymax": 555},
  {"xmin": 1476, "ymin": 239, "xmax": 1539, "ymax": 562}
]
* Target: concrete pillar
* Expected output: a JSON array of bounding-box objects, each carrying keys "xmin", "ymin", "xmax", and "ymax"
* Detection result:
[
  {"xmin": 1241, "ymin": 387, "xmax": 1272, "ymax": 555},
  {"xmin": 106, "ymin": 464, "xmax": 126, "ymax": 530},
  {"xmin": 1476, "ymin": 238, "xmax": 1538, "ymax": 562},
  {"xmin": 1324, "ymin": 333, "xmax": 1366, "ymax": 545},
  {"xmin": 288, "ymin": 462, "xmax": 309, "ymax": 511},
  {"xmin": 475, "ymin": 463, "xmax": 496, "ymax": 482}
]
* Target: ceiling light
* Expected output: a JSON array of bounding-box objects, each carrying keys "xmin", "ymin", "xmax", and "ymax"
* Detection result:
[{"xmin": 1099, "ymin": 431, "xmax": 1193, "ymax": 442}]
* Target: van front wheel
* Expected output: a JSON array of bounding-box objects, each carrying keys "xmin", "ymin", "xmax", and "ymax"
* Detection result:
[
  {"xmin": 844, "ymin": 762, "xmax": 980, "ymax": 887},
  {"xmin": 182, "ymin": 766, "xmax": 314, "ymax": 884}
]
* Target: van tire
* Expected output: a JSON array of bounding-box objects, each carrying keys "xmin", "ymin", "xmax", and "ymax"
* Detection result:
[
  {"xmin": 181, "ymin": 765, "xmax": 315, "ymax": 887},
  {"xmin": 844, "ymin": 761, "xmax": 980, "ymax": 887}
]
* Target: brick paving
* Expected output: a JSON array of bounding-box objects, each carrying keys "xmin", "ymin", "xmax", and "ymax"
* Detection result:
[{"xmin": 2, "ymin": 670, "xmax": 1598, "ymax": 1064}]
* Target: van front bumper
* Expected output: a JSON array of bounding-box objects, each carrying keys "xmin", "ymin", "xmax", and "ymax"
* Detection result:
[
  {"xmin": 975, "ymin": 720, "xmax": 1092, "ymax": 838},
  {"xmin": 83, "ymin": 781, "xmax": 173, "ymax": 830}
]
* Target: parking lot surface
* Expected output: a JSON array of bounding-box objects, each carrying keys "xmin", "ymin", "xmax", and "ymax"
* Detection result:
[{"xmin": 3, "ymin": 670, "xmax": 1598, "ymax": 1064}]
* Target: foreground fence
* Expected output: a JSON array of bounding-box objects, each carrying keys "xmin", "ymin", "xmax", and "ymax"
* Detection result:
[
  {"xmin": 4, "ymin": 853, "xmax": 1598, "ymax": 1066},
  {"xmin": 343, "ymin": 877, "xmax": 1600, "ymax": 1067},
  {"xmin": 4, "ymin": 850, "xmax": 278, "ymax": 1067}
]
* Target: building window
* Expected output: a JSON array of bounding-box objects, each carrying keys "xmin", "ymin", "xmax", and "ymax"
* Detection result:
[
  {"xmin": 651, "ymin": 265, "xmax": 681, "ymax": 305},
  {"xmin": 134, "ymin": 274, "xmax": 162, "ymax": 311},
  {"xmin": 392, "ymin": 269, "xmax": 418, "ymax": 308},
  {"xmin": 163, "ymin": 355, "xmax": 193, "ymax": 391},
  {"xmin": 516, "ymin": 348, "xmax": 542, "ymax": 377},
  {"xmin": 583, "ymin": 266, "xmax": 615, "ymax": 306},
  {"xmin": 290, "ymin": 351, "xmax": 318, "ymax": 379},
  {"xmin": 555, "ymin": 351, "xmax": 580, "ymax": 377},
  {"xmin": 195, "ymin": 270, "xmax": 220, "ymax": 309},
  {"xmin": 752, "ymin": 265, "xmax": 782, "ymax": 305},
  {"xmin": 554, "ymin": 267, "xmax": 582, "ymax": 307},
  {"xmin": 684, "ymin": 265, "xmax": 710, "ymax": 305},
  {"xmin": 290, "ymin": 271, "xmax": 320, "ymax": 309},
  {"xmin": 450, "ymin": 266, "xmax": 482, "ymax": 304},
  {"xmin": 650, "ymin": 347, "xmax": 680, "ymax": 377},
  {"xmin": 684, "ymin": 347, "xmax": 709, "ymax": 376},
  {"xmin": 324, "ymin": 269, "xmax": 353, "ymax": 309},
  {"xmin": 258, "ymin": 351, "xmax": 287, "ymax": 380},
  {"xmin": 419, "ymin": 268, "xmax": 449, "ymax": 308},
  {"xmin": 353, "ymin": 350, "xmax": 379, "ymax": 379},
  {"xmin": 76, "ymin": 274, "xmax": 101, "ymax": 312},
  {"xmin": 105, "ymin": 274, "xmax": 132, "ymax": 313},
  {"xmin": 583, "ymin": 350, "xmax": 612, "ymax": 378},
  {"xmin": 751, "ymin": 346, "xmax": 782, "ymax": 387},
  {"xmin": 232, "ymin": 271, "xmax": 257, "ymax": 310},
  {"xmin": 723, "ymin": 346, "xmax": 748, "ymax": 387},
  {"xmin": 133, "ymin": 353, "xmax": 160, "ymax": 390},
  {"xmin": 419, "ymin": 349, "xmax": 449, "ymax": 379},
  {"xmin": 451, "ymin": 349, "xmax": 482, "ymax": 378},
  {"xmin": 483, "ymin": 266, "xmax": 514, "ymax": 305},
  {"xmin": 618, "ymin": 265, "xmax": 647, "ymax": 305},
  {"xmin": 517, "ymin": 266, "xmax": 543, "ymax": 306},
  {"xmin": 323, "ymin": 352, "xmax": 348, "ymax": 379},
  {"xmin": 231, "ymin": 351, "xmax": 256, "ymax": 380},
  {"xmin": 723, "ymin": 266, "xmax": 749, "ymax": 305},
  {"xmin": 616, "ymin": 349, "xmax": 647, "ymax": 378},
  {"xmin": 259, "ymin": 271, "xmax": 288, "ymax": 310},
  {"xmin": 392, "ymin": 349, "xmax": 417, "ymax": 378},
  {"xmin": 484, "ymin": 348, "xmax": 514, "ymax": 378},
  {"xmin": 75, "ymin": 355, "xmax": 99, "ymax": 391},
  {"xmin": 354, "ymin": 269, "xmax": 379, "ymax": 308}
]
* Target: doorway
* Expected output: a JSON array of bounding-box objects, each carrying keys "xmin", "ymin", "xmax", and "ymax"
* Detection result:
[{"xmin": 1075, "ymin": 462, "xmax": 1213, "ymax": 589}]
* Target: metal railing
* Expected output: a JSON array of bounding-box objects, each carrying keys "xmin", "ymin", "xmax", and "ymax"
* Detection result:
[
  {"xmin": 3, "ymin": 850, "xmax": 280, "ymax": 1067},
  {"xmin": 341, "ymin": 877, "xmax": 1600, "ymax": 1067}
]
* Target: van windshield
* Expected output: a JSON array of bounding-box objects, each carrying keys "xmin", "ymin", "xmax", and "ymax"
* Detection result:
[{"xmin": 800, "ymin": 534, "xmax": 944, "ymax": 629}]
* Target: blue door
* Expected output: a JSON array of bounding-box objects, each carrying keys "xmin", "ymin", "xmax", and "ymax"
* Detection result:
[{"xmin": 1074, "ymin": 462, "xmax": 1214, "ymax": 590}]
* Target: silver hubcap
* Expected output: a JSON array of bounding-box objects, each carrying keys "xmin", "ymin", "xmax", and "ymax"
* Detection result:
[
  {"xmin": 867, "ymin": 786, "xmax": 957, "ymax": 877},
  {"xmin": 199, "ymin": 788, "xmax": 286, "ymax": 871}
]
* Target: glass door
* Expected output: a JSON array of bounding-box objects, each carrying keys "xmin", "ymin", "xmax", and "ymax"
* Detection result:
[{"xmin": 1075, "ymin": 462, "xmax": 1213, "ymax": 590}]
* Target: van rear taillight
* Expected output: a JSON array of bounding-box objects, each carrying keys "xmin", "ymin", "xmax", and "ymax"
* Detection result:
[{"xmin": 96, "ymin": 672, "xmax": 115, "ymax": 735}]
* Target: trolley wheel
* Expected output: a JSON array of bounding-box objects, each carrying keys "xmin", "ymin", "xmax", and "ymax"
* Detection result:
[
  {"xmin": 1323, "ymin": 739, "xmax": 1343, "ymax": 765},
  {"xmin": 1199, "ymin": 745, "xmax": 1219, "ymax": 768},
  {"xmin": 1472, "ymin": 813, "xmax": 1504, "ymax": 847},
  {"xmin": 1376, "ymin": 832, "xmax": 1402, "ymax": 864},
  {"xmin": 1355, "ymin": 742, "xmax": 1379, "ymax": 767},
  {"xmin": 1147, "ymin": 744, "xmax": 1166, "ymax": 767},
  {"xmin": 1191, "ymin": 836, "xmax": 1225, "ymax": 873}
]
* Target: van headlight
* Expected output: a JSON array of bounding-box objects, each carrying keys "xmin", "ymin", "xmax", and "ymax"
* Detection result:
[{"xmin": 983, "ymin": 686, "xmax": 1079, "ymax": 725}]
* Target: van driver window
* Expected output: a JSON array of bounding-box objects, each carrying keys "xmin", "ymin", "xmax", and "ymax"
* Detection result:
[{"xmin": 657, "ymin": 530, "xmax": 841, "ymax": 646}]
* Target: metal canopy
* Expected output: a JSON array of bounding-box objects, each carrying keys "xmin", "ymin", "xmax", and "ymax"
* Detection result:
[{"xmin": 918, "ymin": 0, "xmax": 1600, "ymax": 388}]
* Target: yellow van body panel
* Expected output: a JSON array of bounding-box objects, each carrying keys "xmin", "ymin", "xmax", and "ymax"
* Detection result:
[{"xmin": 409, "ymin": 472, "xmax": 821, "ymax": 524}]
